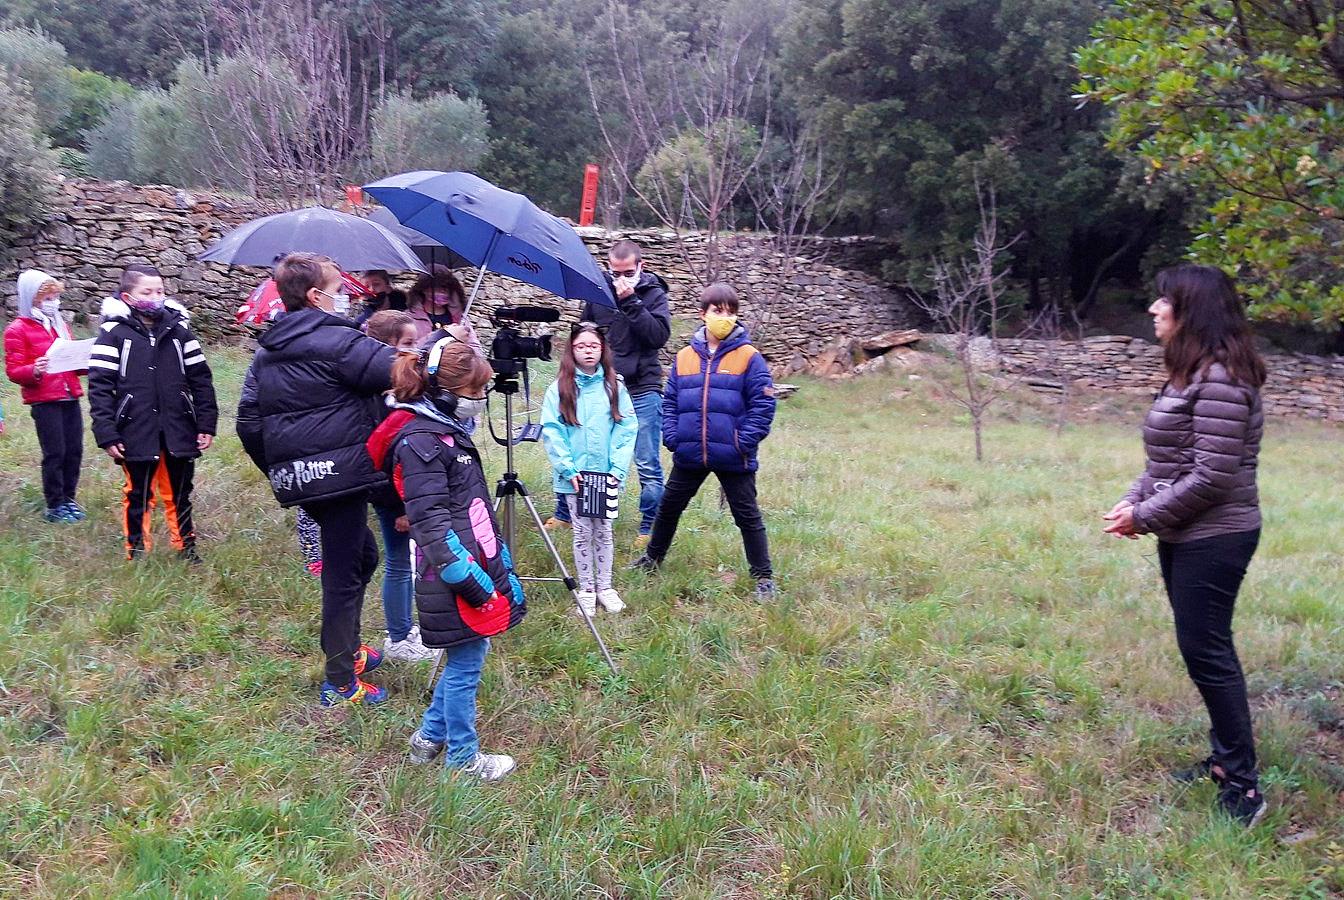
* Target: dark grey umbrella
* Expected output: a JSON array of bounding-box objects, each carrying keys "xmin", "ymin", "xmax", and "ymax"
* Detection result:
[
  {"xmin": 363, "ymin": 170, "xmax": 615, "ymax": 312},
  {"xmin": 198, "ymin": 206, "xmax": 428, "ymax": 273},
  {"xmin": 367, "ymin": 206, "xmax": 471, "ymax": 271}
]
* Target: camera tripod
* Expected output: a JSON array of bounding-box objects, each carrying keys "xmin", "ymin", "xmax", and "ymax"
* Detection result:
[{"xmin": 489, "ymin": 368, "xmax": 618, "ymax": 674}]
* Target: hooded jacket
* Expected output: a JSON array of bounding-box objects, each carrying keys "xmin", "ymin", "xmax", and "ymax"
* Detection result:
[
  {"xmin": 580, "ymin": 271, "xmax": 673, "ymax": 396},
  {"xmin": 366, "ymin": 398, "xmax": 526, "ymax": 648},
  {"xmin": 236, "ymin": 306, "xmax": 396, "ymax": 507},
  {"xmin": 87, "ymin": 297, "xmax": 217, "ymax": 461},
  {"xmin": 4, "ymin": 269, "xmax": 84, "ymax": 405},
  {"xmin": 662, "ymin": 324, "xmax": 776, "ymax": 472},
  {"xmin": 1122, "ymin": 362, "xmax": 1263, "ymax": 543},
  {"xmin": 539, "ymin": 366, "xmax": 638, "ymax": 495}
]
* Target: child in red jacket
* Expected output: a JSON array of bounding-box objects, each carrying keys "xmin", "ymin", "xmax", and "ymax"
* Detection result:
[{"xmin": 4, "ymin": 270, "xmax": 87, "ymax": 523}]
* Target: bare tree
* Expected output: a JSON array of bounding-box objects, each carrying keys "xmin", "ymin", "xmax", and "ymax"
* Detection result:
[
  {"xmin": 184, "ymin": 0, "xmax": 383, "ymax": 207},
  {"xmin": 909, "ymin": 182, "xmax": 1019, "ymax": 462},
  {"xmin": 584, "ymin": 0, "xmax": 775, "ymax": 284},
  {"xmin": 742, "ymin": 120, "xmax": 842, "ymax": 345},
  {"xmin": 1021, "ymin": 300, "xmax": 1084, "ymax": 435}
]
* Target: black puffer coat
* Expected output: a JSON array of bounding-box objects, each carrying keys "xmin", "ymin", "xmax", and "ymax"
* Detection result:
[
  {"xmin": 366, "ymin": 402, "xmax": 526, "ymax": 649},
  {"xmin": 236, "ymin": 307, "xmax": 395, "ymax": 507},
  {"xmin": 88, "ymin": 298, "xmax": 218, "ymax": 461},
  {"xmin": 1123, "ymin": 362, "xmax": 1264, "ymax": 543},
  {"xmin": 580, "ymin": 271, "xmax": 672, "ymax": 396}
]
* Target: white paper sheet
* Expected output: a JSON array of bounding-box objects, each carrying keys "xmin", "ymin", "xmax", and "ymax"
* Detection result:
[{"xmin": 45, "ymin": 338, "xmax": 94, "ymax": 374}]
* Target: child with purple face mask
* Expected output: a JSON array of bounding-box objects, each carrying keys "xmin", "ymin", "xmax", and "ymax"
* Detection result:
[{"xmin": 88, "ymin": 264, "xmax": 218, "ymax": 562}]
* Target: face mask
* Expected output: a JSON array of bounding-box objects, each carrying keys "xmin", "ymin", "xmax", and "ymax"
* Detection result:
[
  {"xmin": 455, "ymin": 396, "xmax": 487, "ymax": 420},
  {"xmin": 317, "ymin": 288, "xmax": 351, "ymax": 317},
  {"xmin": 705, "ymin": 312, "xmax": 737, "ymax": 340},
  {"xmin": 127, "ymin": 295, "xmax": 166, "ymax": 317},
  {"xmin": 39, "ymin": 299, "xmax": 60, "ymax": 318}
]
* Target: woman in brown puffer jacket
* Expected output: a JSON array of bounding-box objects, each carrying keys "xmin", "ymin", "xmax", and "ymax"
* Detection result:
[{"xmin": 1103, "ymin": 264, "xmax": 1269, "ymax": 827}]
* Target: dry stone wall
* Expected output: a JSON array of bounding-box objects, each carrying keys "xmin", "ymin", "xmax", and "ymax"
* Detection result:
[
  {"xmin": 993, "ymin": 335, "xmax": 1344, "ymax": 423},
  {"xmin": 2, "ymin": 178, "xmax": 915, "ymax": 356},
  {"xmin": 4, "ymin": 178, "xmax": 1342, "ymax": 422}
]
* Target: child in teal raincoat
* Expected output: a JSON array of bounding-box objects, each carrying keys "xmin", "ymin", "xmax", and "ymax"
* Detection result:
[{"xmin": 541, "ymin": 321, "xmax": 637, "ymax": 617}]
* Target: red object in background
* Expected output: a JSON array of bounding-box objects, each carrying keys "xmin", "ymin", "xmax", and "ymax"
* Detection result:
[
  {"xmin": 344, "ymin": 185, "xmax": 364, "ymax": 207},
  {"xmin": 578, "ymin": 164, "xmax": 599, "ymax": 226},
  {"xmin": 235, "ymin": 272, "xmax": 373, "ymax": 325}
]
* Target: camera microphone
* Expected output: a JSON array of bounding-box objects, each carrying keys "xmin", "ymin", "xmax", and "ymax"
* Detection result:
[{"xmin": 495, "ymin": 305, "xmax": 561, "ymax": 323}]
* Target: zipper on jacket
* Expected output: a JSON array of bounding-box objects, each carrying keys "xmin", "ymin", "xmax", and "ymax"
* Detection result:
[
  {"xmin": 182, "ymin": 390, "xmax": 195, "ymax": 421},
  {"xmin": 701, "ymin": 352, "xmax": 712, "ymax": 466},
  {"xmin": 115, "ymin": 393, "xmax": 133, "ymax": 422},
  {"xmin": 119, "ymin": 338, "xmax": 131, "ymax": 378}
]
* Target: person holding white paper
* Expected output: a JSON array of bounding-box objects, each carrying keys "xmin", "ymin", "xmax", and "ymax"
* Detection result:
[
  {"xmin": 3, "ymin": 270, "xmax": 87, "ymax": 523},
  {"xmin": 44, "ymin": 337, "xmax": 95, "ymax": 374}
]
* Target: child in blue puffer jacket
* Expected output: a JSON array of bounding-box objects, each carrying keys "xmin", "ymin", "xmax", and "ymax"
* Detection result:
[
  {"xmin": 630, "ymin": 283, "xmax": 778, "ymax": 599},
  {"xmin": 541, "ymin": 321, "xmax": 637, "ymax": 617}
]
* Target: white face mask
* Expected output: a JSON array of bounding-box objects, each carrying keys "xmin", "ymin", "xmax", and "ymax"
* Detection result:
[
  {"xmin": 39, "ymin": 299, "xmax": 60, "ymax": 318},
  {"xmin": 455, "ymin": 396, "xmax": 487, "ymax": 420}
]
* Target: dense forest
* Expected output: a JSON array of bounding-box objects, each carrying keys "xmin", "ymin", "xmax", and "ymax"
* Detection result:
[{"xmin": 2, "ymin": 0, "xmax": 1343, "ymax": 343}]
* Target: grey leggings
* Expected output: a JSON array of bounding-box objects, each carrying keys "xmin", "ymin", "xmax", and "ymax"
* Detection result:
[{"xmin": 565, "ymin": 495, "xmax": 614, "ymax": 592}]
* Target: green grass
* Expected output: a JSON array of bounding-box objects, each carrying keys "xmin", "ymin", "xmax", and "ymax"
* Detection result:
[{"xmin": 1, "ymin": 349, "xmax": 1342, "ymax": 898}]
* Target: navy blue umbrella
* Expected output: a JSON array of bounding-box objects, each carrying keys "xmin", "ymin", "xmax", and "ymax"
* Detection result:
[
  {"xmin": 362, "ymin": 170, "xmax": 615, "ymax": 311},
  {"xmin": 198, "ymin": 206, "xmax": 427, "ymax": 273},
  {"xmin": 366, "ymin": 206, "xmax": 471, "ymax": 271}
]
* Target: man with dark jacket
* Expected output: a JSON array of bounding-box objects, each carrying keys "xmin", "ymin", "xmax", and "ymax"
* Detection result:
[
  {"xmin": 236, "ymin": 253, "xmax": 398, "ymax": 707},
  {"xmin": 547, "ymin": 239, "xmax": 672, "ymax": 544},
  {"xmin": 88, "ymin": 264, "xmax": 218, "ymax": 562}
]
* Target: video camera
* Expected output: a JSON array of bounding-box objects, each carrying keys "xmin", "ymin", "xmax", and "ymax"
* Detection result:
[
  {"xmin": 488, "ymin": 305, "xmax": 556, "ymax": 377},
  {"xmin": 486, "ymin": 305, "xmax": 559, "ymax": 444}
]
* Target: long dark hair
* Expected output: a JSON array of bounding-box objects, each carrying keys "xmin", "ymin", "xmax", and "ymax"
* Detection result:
[
  {"xmin": 408, "ymin": 268, "xmax": 466, "ymax": 319},
  {"xmin": 1155, "ymin": 265, "xmax": 1266, "ymax": 390},
  {"xmin": 558, "ymin": 322, "xmax": 623, "ymax": 426}
]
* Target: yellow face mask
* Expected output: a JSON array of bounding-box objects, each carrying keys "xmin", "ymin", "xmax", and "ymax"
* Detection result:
[{"xmin": 705, "ymin": 313, "xmax": 737, "ymax": 340}]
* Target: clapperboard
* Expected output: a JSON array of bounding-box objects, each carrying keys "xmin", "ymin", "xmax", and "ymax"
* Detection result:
[{"xmin": 575, "ymin": 471, "xmax": 620, "ymax": 519}]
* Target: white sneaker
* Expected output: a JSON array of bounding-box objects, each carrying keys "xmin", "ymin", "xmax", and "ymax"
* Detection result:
[
  {"xmin": 383, "ymin": 625, "xmax": 437, "ymax": 663},
  {"xmin": 596, "ymin": 588, "xmax": 626, "ymax": 613},
  {"xmin": 458, "ymin": 751, "xmax": 516, "ymax": 782},
  {"xmin": 574, "ymin": 590, "xmax": 598, "ymax": 618}
]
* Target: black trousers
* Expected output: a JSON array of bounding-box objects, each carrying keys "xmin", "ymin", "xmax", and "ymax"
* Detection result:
[
  {"xmin": 30, "ymin": 399, "xmax": 83, "ymax": 509},
  {"xmin": 646, "ymin": 464, "xmax": 772, "ymax": 578},
  {"xmin": 120, "ymin": 448, "xmax": 195, "ymax": 554},
  {"xmin": 1158, "ymin": 528, "xmax": 1261, "ymax": 787},
  {"xmin": 301, "ymin": 494, "xmax": 380, "ymax": 687}
]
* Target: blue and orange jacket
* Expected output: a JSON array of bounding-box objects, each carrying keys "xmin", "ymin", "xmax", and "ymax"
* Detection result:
[{"xmin": 662, "ymin": 324, "xmax": 776, "ymax": 472}]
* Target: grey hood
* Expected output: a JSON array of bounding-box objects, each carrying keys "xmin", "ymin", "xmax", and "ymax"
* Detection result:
[{"xmin": 16, "ymin": 269, "xmax": 55, "ymax": 320}]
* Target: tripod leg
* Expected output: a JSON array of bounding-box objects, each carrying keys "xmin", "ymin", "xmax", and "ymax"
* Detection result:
[
  {"xmin": 425, "ymin": 648, "xmax": 444, "ymax": 696},
  {"xmin": 518, "ymin": 492, "xmax": 619, "ymax": 675}
]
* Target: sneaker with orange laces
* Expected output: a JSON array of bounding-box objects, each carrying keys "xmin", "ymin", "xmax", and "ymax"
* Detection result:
[
  {"xmin": 353, "ymin": 644, "xmax": 383, "ymax": 676},
  {"xmin": 320, "ymin": 677, "xmax": 388, "ymax": 707}
]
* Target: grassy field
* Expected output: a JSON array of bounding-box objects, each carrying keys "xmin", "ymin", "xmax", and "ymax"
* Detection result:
[{"xmin": 1, "ymin": 347, "xmax": 1341, "ymax": 898}]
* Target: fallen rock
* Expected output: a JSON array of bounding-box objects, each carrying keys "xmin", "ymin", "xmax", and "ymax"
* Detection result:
[{"xmin": 861, "ymin": 328, "xmax": 922, "ymax": 354}]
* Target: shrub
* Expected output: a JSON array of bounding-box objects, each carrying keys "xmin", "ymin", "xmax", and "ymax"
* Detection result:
[
  {"xmin": 53, "ymin": 68, "xmax": 136, "ymax": 149},
  {"xmin": 0, "ymin": 77, "xmax": 60, "ymax": 261},
  {"xmin": 0, "ymin": 27, "xmax": 73, "ymax": 129},
  {"xmin": 369, "ymin": 89, "xmax": 489, "ymax": 178}
]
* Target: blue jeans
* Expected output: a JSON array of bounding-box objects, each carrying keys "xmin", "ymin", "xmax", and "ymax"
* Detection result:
[
  {"xmin": 420, "ymin": 637, "xmax": 490, "ymax": 766},
  {"xmin": 374, "ymin": 504, "xmax": 413, "ymax": 643},
  {"xmin": 552, "ymin": 389, "xmax": 665, "ymax": 533}
]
